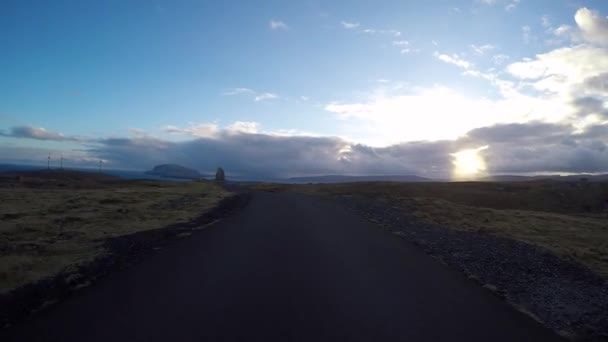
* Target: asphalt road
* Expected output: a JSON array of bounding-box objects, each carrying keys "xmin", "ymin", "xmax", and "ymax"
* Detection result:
[{"xmin": 3, "ymin": 192, "xmax": 560, "ymax": 341}]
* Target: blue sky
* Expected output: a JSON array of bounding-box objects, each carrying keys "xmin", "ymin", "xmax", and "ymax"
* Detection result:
[{"xmin": 2, "ymin": 0, "xmax": 608, "ymax": 178}]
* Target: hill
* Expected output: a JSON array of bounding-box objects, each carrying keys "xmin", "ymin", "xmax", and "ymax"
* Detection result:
[{"xmin": 145, "ymin": 164, "xmax": 201, "ymax": 180}]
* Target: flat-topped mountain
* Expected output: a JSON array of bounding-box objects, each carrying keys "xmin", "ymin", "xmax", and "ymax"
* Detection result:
[{"xmin": 145, "ymin": 164, "xmax": 201, "ymax": 180}]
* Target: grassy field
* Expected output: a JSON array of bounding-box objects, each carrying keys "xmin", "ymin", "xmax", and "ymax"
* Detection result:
[
  {"xmin": 255, "ymin": 181, "xmax": 608, "ymax": 278},
  {"xmin": 0, "ymin": 171, "xmax": 230, "ymax": 293}
]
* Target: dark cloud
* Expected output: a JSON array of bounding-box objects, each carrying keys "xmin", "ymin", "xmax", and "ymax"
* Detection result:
[
  {"xmin": 84, "ymin": 121, "xmax": 608, "ymax": 178},
  {"xmin": 0, "ymin": 126, "xmax": 81, "ymax": 142},
  {"xmin": 583, "ymin": 72, "xmax": 608, "ymax": 94},
  {"xmin": 573, "ymin": 97, "xmax": 608, "ymax": 118},
  {"xmin": 4, "ymin": 121, "xmax": 608, "ymax": 179},
  {"xmin": 462, "ymin": 122, "xmax": 573, "ymax": 144},
  {"xmin": 457, "ymin": 122, "xmax": 608, "ymax": 174}
]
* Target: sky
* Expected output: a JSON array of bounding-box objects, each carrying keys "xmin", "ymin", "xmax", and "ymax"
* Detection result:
[{"xmin": 1, "ymin": 0, "xmax": 608, "ymax": 179}]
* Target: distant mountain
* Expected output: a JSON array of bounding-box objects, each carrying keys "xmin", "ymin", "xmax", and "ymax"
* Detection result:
[
  {"xmin": 145, "ymin": 164, "xmax": 201, "ymax": 180},
  {"xmin": 479, "ymin": 174, "xmax": 608, "ymax": 182},
  {"xmin": 287, "ymin": 175, "xmax": 431, "ymax": 184},
  {"xmin": 478, "ymin": 175, "xmax": 540, "ymax": 182}
]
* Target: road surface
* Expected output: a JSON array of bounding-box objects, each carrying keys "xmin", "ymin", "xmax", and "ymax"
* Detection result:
[{"xmin": 3, "ymin": 192, "xmax": 560, "ymax": 341}]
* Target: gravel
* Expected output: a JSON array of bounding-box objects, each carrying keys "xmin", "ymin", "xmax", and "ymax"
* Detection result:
[{"xmin": 332, "ymin": 195, "xmax": 608, "ymax": 341}]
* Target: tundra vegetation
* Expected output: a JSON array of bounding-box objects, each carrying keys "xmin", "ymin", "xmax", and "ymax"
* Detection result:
[{"xmin": 0, "ymin": 170, "xmax": 230, "ymax": 294}]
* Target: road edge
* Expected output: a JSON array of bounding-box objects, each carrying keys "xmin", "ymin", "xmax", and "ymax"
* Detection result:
[{"xmin": 0, "ymin": 191, "xmax": 251, "ymax": 330}]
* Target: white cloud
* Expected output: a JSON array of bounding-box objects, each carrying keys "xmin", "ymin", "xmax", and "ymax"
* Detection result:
[
  {"xmin": 505, "ymin": 0, "xmax": 520, "ymax": 12},
  {"xmin": 269, "ymin": 20, "xmax": 289, "ymax": 30},
  {"xmin": 164, "ymin": 123, "xmax": 219, "ymax": 138},
  {"xmin": 492, "ymin": 54, "xmax": 510, "ymax": 65},
  {"xmin": 223, "ymin": 87, "xmax": 279, "ymax": 102},
  {"xmin": 226, "ymin": 121, "xmax": 260, "ymax": 134},
  {"xmin": 342, "ymin": 22, "xmax": 401, "ymax": 37},
  {"xmin": 400, "ymin": 48, "xmax": 420, "ymax": 54},
  {"xmin": 574, "ymin": 8, "xmax": 608, "ymax": 46},
  {"xmin": 553, "ymin": 25, "xmax": 573, "ymax": 37},
  {"xmin": 340, "ymin": 21, "xmax": 359, "ymax": 29},
  {"xmin": 222, "ymin": 87, "xmax": 255, "ymax": 96},
  {"xmin": 507, "ymin": 45, "xmax": 608, "ymax": 88},
  {"xmin": 477, "ymin": 0, "xmax": 520, "ymax": 11},
  {"xmin": 392, "ymin": 40, "xmax": 409, "ymax": 47},
  {"xmin": 254, "ymin": 93, "xmax": 278, "ymax": 102},
  {"xmin": 325, "ymin": 8, "xmax": 608, "ymax": 147},
  {"xmin": 434, "ymin": 52, "xmax": 473, "ymax": 69},
  {"xmin": 470, "ymin": 44, "xmax": 496, "ymax": 55},
  {"xmin": 325, "ymin": 86, "xmax": 512, "ymax": 145}
]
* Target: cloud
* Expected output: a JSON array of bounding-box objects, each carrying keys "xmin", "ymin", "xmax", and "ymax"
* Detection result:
[
  {"xmin": 226, "ymin": 121, "xmax": 260, "ymax": 134},
  {"xmin": 8, "ymin": 120, "xmax": 608, "ymax": 180},
  {"xmin": 269, "ymin": 20, "xmax": 289, "ymax": 30},
  {"xmin": 163, "ymin": 124, "xmax": 219, "ymax": 138},
  {"xmin": 574, "ymin": 8, "xmax": 608, "ymax": 46},
  {"xmin": 0, "ymin": 126, "xmax": 82, "ymax": 142},
  {"xmin": 477, "ymin": 0, "xmax": 520, "ymax": 12},
  {"xmin": 254, "ymin": 93, "xmax": 278, "ymax": 102},
  {"xmin": 505, "ymin": 0, "xmax": 520, "ymax": 12},
  {"xmin": 81, "ymin": 119, "xmax": 608, "ymax": 179},
  {"xmin": 363, "ymin": 28, "xmax": 401, "ymax": 37},
  {"xmin": 434, "ymin": 52, "xmax": 473, "ymax": 69},
  {"xmin": 222, "ymin": 88, "xmax": 255, "ymax": 96},
  {"xmin": 456, "ymin": 122, "xmax": 608, "ymax": 174},
  {"xmin": 506, "ymin": 45, "xmax": 608, "ymax": 91},
  {"xmin": 340, "ymin": 21, "xmax": 359, "ymax": 29},
  {"xmin": 223, "ymin": 87, "xmax": 279, "ymax": 102},
  {"xmin": 340, "ymin": 21, "xmax": 401, "ymax": 37},
  {"xmin": 583, "ymin": 72, "xmax": 608, "ymax": 94},
  {"xmin": 324, "ymin": 86, "xmax": 512, "ymax": 145},
  {"xmin": 470, "ymin": 44, "xmax": 495, "ymax": 55},
  {"xmin": 492, "ymin": 54, "xmax": 510, "ymax": 65},
  {"xmin": 572, "ymin": 97, "xmax": 608, "ymax": 119}
]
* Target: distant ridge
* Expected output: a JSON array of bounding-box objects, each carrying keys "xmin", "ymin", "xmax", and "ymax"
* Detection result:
[
  {"xmin": 479, "ymin": 174, "xmax": 608, "ymax": 182},
  {"xmin": 287, "ymin": 175, "xmax": 431, "ymax": 184}
]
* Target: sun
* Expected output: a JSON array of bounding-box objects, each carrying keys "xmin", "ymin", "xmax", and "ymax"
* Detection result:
[{"xmin": 452, "ymin": 146, "xmax": 489, "ymax": 179}]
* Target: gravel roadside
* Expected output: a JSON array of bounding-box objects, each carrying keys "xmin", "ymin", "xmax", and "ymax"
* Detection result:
[{"xmin": 331, "ymin": 194, "xmax": 608, "ymax": 341}]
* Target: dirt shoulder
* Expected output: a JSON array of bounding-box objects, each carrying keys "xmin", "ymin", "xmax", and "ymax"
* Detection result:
[{"xmin": 333, "ymin": 195, "xmax": 608, "ymax": 340}]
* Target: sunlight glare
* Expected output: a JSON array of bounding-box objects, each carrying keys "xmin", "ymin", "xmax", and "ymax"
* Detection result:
[{"xmin": 452, "ymin": 146, "xmax": 489, "ymax": 179}]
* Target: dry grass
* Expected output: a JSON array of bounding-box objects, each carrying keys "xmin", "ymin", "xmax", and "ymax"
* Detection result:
[
  {"xmin": 0, "ymin": 177, "xmax": 229, "ymax": 293},
  {"xmin": 256, "ymin": 181, "xmax": 608, "ymax": 278}
]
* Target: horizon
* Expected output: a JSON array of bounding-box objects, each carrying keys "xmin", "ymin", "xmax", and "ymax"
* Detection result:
[{"xmin": 2, "ymin": 1, "xmax": 608, "ymax": 179}]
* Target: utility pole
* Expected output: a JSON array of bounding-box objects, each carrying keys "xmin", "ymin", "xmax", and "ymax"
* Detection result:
[
  {"xmin": 47, "ymin": 154, "xmax": 51, "ymax": 170},
  {"xmin": 60, "ymin": 154, "xmax": 64, "ymax": 170},
  {"xmin": 98, "ymin": 160, "xmax": 102, "ymax": 173}
]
